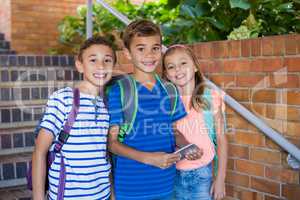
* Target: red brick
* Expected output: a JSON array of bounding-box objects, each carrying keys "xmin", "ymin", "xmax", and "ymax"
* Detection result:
[
  {"xmin": 262, "ymin": 37, "xmax": 274, "ymax": 56},
  {"xmin": 212, "ymin": 41, "xmax": 228, "ymax": 58},
  {"xmin": 250, "ymin": 38, "xmax": 261, "ymax": 56},
  {"xmin": 250, "ymin": 148, "xmax": 281, "ymax": 164},
  {"xmin": 227, "ymin": 89, "xmax": 250, "ymax": 102},
  {"xmin": 273, "ymin": 36, "xmax": 285, "ymax": 56},
  {"xmin": 265, "ymin": 166, "xmax": 299, "ymax": 184},
  {"xmin": 228, "ymin": 144, "xmax": 249, "ymax": 159},
  {"xmin": 199, "ymin": 60, "xmax": 214, "ymax": 73},
  {"xmin": 241, "ymin": 39, "xmax": 251, "ymax": 57},
  {"xmin": 251, "ymin": 90, "xmax": 278, "ymax": 104},
  {"xmin": 251, "ymin": 59, "xmax": 264, "ymax": 72},
  {"xmin": 210, "ymin": 60, "xmax": 223, "ymax": 73},
  {"xmin": 250, "ymin": 177, "xmax": 280, "ymax": 196},
  {"xmin": 236, "ymin": 159, "xmax": 264, "ymax": 176},
  {"xmin": 194, "ymin": 42, "xmax": 212, "ymax": 59},
  {"xmin": 282, "ymin": 184, "xmax": 300, "ymax": 200},
  {"xmin": 210, "ymin": 75, "xmax": 235, "ymax": 88},
  {"xmin": 226, "ymin": 171, "xmax": 250, "ymax": 187},
  {"xmin": 285, "ymin": 35, "xmax": 298, "ymax": 55},
  {"xmin": 266, "ymin": 105, "xmax": 300, "ymax": 122},
  {"xmin": 285, "ymin": 122, "xmax": 300, "ymax": 137},
  {"xmin": 223, "ymin": 59, "xmax": 251, "ymax": 72},
  {"xmin": 247, "ymin": 103, "xmax": 267, "ymax": 119},
  {"xmin": 284, "ymin": 57, "xmax": 300, "ymax": 72},
  {"xmin": 235, "ymin": 131, "xmax": 265, "ymax": 147},
  {"xmin": 235, "ymin": 189, "xmax": 264, "ymax": 200},
  {"xmin": 286, "ymin": 91, "xmax": 300, "ymax": 106},
  {"xmin": 227, "ymin": 114, "xmax": 249, "ymax": 130},
  {"xmin": 268, "ymin": 74, "xmax": 299, "ymax": 88},
  {"xmin": 236, "ymin": 75, "xmax": 265, "ymax": 88},
  {"xmin": 228, "ymin": 40, "xmax": 241, "ymax": 58},
  {"xmin": 262, "ymin": 58, "xmax": 283, "ymax": 72}
]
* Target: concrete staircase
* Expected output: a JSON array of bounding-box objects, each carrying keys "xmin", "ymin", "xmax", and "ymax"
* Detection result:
[{"xmin": 0, "ymin": 53, "xmax": 80, "ymax": 199}]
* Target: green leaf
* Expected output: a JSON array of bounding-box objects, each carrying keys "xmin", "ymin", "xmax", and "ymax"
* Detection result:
[
  {"xmin": 204, "ymin": 17, "xmax": 226, "ymax": 31},
  {"xmin": 180, "ymin": 5, "xmax": 196, "ymax": 18},
  {"xmin": 230, "ymin": 0, "xmax": 251, "ymax": 10},
  {"xmin": 277, "ymin": 3, "xmax": 294, "ymax": 13}
]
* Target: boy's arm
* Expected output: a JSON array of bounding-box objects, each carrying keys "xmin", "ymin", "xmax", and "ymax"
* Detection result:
[
  {"xmin": 32, "ymin": 129, "xmax": 53, "ymax": 200},
  {"xmin": 109, "ymin": 125, "xmax": 179, "ymax": 169}
]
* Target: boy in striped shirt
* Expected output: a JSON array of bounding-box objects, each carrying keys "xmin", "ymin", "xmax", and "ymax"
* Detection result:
[{"xmin": 31, "ymin": 36, "xmax": 116, "ymax": 199}]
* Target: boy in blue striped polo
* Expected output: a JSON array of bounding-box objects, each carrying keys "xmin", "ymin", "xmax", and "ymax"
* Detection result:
[
  {"xmin": 31, "ymin": 36, "xmax": 116, "ymax": 200},
  {"xmin": 107, "ymin": 19, "xmax": 187, "ymax": 200}
]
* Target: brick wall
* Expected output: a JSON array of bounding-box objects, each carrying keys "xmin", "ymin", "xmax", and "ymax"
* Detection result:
[
  {"xmin": 191, "ymin": 34, "xmax": 300, "ymax": 200},
  {"xmin": 4, "ymin": 0, "xmax": 85, "ymax": 54}
]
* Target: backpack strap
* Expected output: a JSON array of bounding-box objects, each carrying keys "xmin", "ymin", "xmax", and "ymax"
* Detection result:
[
  {"xmin": 53, "ymin": 88, "xmax": 80, "ymax": 153},
  {"xmin": 117, "ymin": 75, "xmax": 138, "ymax": 142},
  {"xmin": 202, "ymin": 88, "xmax": 219, "ymax": 176},
  {"xmin": 54, "ymin": 88, "xmax": 80, "ymax": 200},
  {"xmin": 117, "ymin": 74, "xmax": 178, "ymax": 143},
  {"xmin": 155, "ymin": 74, "xmax": 178, "ymax": 116}
]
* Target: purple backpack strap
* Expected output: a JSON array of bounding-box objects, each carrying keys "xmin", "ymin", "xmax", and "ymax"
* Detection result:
[{"xmin": 55, "ymin": 88, "xmax": 80, "ymax": 200}]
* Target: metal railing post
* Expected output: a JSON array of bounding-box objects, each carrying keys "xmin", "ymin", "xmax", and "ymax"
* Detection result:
[{"xmin": 86, "ymin": 0, "xmax": 93, "ymax": 39}]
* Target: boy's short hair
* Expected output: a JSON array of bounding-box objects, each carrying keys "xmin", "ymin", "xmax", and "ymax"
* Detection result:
[
  {"xmin": 78, "ymin": 36, "xmax": 117, "ymax": 64},
  {"xmin": 122, "ymin": 19, "xmax": 162, "ymax": 49}
]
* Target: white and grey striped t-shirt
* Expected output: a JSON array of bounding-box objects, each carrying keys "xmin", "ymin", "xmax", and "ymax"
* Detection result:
[{"xmin": 40, "ymin": 87, "xmax": 111, "ymax": 200}]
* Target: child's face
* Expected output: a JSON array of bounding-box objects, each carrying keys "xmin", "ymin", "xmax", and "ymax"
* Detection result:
[
  {"xmin": 164, "ymin": 50, "xmax": 197, "ymax": 87},
  {"xmin": 126, "ymin": 35, "xmax": 162, "ymax": 73},
  {"xmin": 76, "ymin": 44, "xmax": 114, "ymax": 88}
]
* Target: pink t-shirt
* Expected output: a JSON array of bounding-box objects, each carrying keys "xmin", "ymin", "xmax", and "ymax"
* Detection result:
[{"xmin": 175, "ymin": 89, "xmax": 225, "ymax": 170}]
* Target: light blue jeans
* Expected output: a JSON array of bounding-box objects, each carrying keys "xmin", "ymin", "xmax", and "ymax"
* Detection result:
[{"xmin": 174, "ymin": 163, "xmax": 213, "ymax": 200}]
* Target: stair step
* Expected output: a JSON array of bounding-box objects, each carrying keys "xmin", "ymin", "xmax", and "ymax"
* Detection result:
[
  {"xmin": 0, "ymin": 49, "xmax": 16, "ymax": 55},
  {"xmin": 0, "ymin": 40, "xmax": 10, "ymax": 49}
]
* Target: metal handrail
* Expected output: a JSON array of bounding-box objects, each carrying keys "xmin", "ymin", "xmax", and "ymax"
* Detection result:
[{"xmin": 90, "ymin": 0, "xmax": 300, "ymax": 162}]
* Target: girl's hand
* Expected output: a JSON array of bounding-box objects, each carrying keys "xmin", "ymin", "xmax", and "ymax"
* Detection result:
[
  {"xmin": 144, "ymin": 152, "xmax": 180, "ymax": 169},
  {"xmin": 210, "ymin": 178, "xmax": 226, "ymax": 200},
  {"xmin": 184, "ymin": 148, "xmax": 203, "ymax": 160}
]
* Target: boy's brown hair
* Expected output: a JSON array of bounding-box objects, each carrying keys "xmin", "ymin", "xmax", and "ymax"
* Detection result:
[
  {"xmin": 122, "ymin": 19, "xmax": 162, "ymax": 50},
  {"xmin": 77, "ymin": 35, "xmax": 117, "ymax": 64}
]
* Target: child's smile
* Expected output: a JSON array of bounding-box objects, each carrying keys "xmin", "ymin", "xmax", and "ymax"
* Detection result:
[
  {"xmin": 127, "ymin": 35, "xmax": 162, "ymax": 73},
  {"xmin": 76, "ymin": 44, "xmax": 114, "ymax": 93}
]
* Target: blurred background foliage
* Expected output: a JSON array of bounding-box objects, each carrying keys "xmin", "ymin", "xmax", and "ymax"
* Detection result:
[{"xmin": 51, "ymin": 0, "xmax": 300, "ymax": 54}]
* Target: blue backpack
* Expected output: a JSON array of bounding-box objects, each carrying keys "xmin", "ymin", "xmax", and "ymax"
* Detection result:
[
  {"xmin": 107, "ymin": 74, "xmax": 178, "ymax": 143},
  {"xmin": 202, "ymin": 88, "xmax": 227, "ymax": 175}
]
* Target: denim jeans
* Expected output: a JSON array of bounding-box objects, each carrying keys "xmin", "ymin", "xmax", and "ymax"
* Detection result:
[{"xmin": 174, "ymin": 163, "xmax": 213, "ymax": 200}]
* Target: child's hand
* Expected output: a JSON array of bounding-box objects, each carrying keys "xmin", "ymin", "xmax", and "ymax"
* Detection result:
[
  {"xmin": 184, "ymin": 147, "xmax": 203, "ymax": 160},
  {"xmin": 144, "ymin": 152, "xmax": 180, "ymax": 169},
  {"xmin": 210, "ymin": 178, "xmax": 226, "ymax": 200}
]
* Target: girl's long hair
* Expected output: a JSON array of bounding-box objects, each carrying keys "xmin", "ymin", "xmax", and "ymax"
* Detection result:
[{"xmin": 162, "ymin": 45, "xmax": 209, "ymax": 111}]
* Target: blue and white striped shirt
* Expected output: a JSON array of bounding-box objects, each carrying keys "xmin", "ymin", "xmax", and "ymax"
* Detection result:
[{"xmin": 40, "ymin": 87, "xmax": 111, "ymax": 200}]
